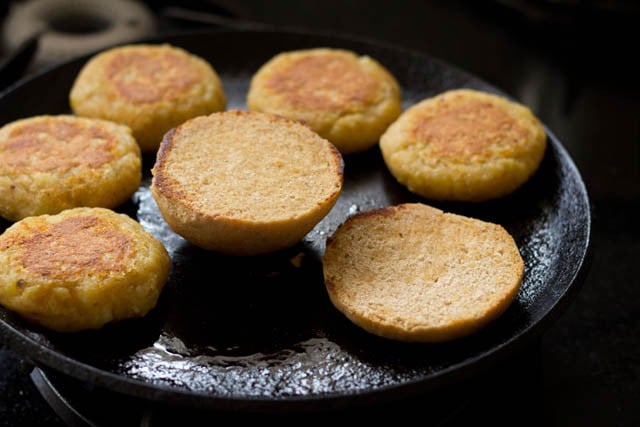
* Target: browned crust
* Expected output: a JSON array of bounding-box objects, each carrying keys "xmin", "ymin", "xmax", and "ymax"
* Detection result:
[
  {"xmin": 0, "ymin": 118, "xmax": 117, "ymax": 173},
  {"xmin": 223, "ymin": 109, "xmax": 297, "ymax": 124},
  {"xmin": 410, "ymin": 99, "xmax": 528, "ymax": 161},
  {"xmin": 327, "ymin": 141, "xmax": 345, "ymax": 186},
  {"xmin": 325, "ymin": 279, "xmax": 335, "ymax": 293},
  {"xmin": 265, "ymin": 52, "xmax": 380, "ymax": 110},
  {"xmin": 151, "ymin": 127, "xmax": 183, "ymax": 200},
  {"xmin": 349, "ymin": 205, "xmax": 398, "ymax": 220},
  {"xmin": 104, "ymin": 49, "xmax": 201, "ymax": 104},
  {"xmin": 1, "ymin": 215, "xmax": 133, "ymax": 279},
  {"xmin": 326, "ymin": 206, "xmax": 398, "ymax": 248},
  {"xmin": 329, "ymin": 204, "xmax": 428, "ymax": 233}
]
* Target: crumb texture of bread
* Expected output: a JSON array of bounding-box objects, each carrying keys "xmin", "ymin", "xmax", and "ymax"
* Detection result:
[
  {"xmin": 247, "ymin": 48, "xmax": 402, "ymax": 154},
  {"xmin": 323, "ymin": 203, "xmax": 524, "ymax": 342},
  {"xmin": 151, "ymin": 110, "xmax": 343, "ymax": 255},
  {"xmin": 0, "ymin": 207, "xmax": 170, "ymax": 332},
  {"xmin": 380, "ymin": 89, "xmax": 546, "ymax": 201},
  {"xmin": 0, "ymin": 115, "xmax": 141, "ymax": 221},
  {"xmin": 70, "ymin": 44, "xmax": 226, "ymax": 152}
]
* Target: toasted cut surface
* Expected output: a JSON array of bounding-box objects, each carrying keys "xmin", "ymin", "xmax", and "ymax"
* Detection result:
[
  {"xmin": 323, "ymin": 203, "xmax": 524, "ymax": 342},
  {"xmin": 0, "ymin": 115, "xmax": 141, "ymax": 221},
  {"xmin": 247, "ymin": 48, "xmax": 402, "ymax": 153},
  {"xmin": 380, "ymin": 89, "xmax": 546, "ymax": 201},
  {"xmin": 70, "ymin": 44, "xmax": 226, "ymax": 151},
  {"xmin": 0, "ymin": 207, "xmax": 170, "ymax": 332},
  {"xmin": 151, "ymin": 110, "xmax": 343, "ymax": 255}
]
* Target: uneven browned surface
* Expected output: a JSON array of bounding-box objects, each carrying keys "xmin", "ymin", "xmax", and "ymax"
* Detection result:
[
  {"xmin": 411, "ymin": 100, "xmax": 528, "ymax": 161},
  {"xmin": 105, "ymin": 49, "xmax": 201, "ymax": 104},
  {"xmin": 265, "ymin": 52, "xmax": 379, "ymax": 110},
  {"xmin": 0, "ymin": 117, "xmax": 116, "ymax": 173},
  {"xmin": 2, "ymin": 216, "xmax": 132, "ymax": 280}
]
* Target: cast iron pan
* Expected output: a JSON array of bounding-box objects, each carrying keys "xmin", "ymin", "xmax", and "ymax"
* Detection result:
[{"xmin": 0, "ymin": 30, "xmax": 590, "ymax": 411}]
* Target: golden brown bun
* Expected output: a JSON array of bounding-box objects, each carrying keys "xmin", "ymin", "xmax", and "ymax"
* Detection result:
[
  {"xmin": 151, "ymin": 110, "xmax": 343, "ymax": 255},
  {"xmin": 323, "ymin": 203, "xmax": 523, "ymax": 342},
  {"xmin": 70, "ymin": 44, "xmax": 226, "ymax": 152},
  {"xmin": 247, "ymin": 48, "xmax": 402, "ymax": 154},
  {"xmin": 0, "ymin": 115, "xmax": 141, "ymax": 221},
  {"xmin": 380, "ymin": 89, "xmax": 546, "ymax": 201},
  {"xmin": 0, "ymin": 207, "xmax": 170, "ymax": 332}
]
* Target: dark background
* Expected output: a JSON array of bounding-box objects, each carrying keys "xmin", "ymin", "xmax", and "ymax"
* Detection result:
[{"xmin": 0, "ymin": 1, "xmax": 638, "ymax": 425}]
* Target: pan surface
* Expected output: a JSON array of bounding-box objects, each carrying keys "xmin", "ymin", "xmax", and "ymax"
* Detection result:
[{"xmin": 0, "ymin": 30, "xmax": 590, "ymax": 410}]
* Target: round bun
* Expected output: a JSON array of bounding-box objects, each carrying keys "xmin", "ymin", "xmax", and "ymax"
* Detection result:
[
  {"xmin": 323, "ymin": 203, "xmax": 524, "ymax": 342},
  {"xmin": 0, "ymin": 115, "xmax": 141, "ymax": 222},
  {"xmin": 151, "ymin": 110, "xmax": 343, "ymax": 255},
  {"xmin": 247, "ymin": 48, "xmax": 402, "ymax": 154},
  {"xmin": 70, "ymin": 43, "xmax": 226, "ymax": 152},
  {"xmin": 0, "ymin": 207, "xmax": 170, "ymax": 332},
  {"xmin": 379, "ymin": 89, "xmax": 546, "ymax": 201}
]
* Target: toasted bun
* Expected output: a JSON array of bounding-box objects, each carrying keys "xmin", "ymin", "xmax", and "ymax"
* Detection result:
[
  {"xmin": 380, "ymin": 89, "xmax": 546, "ymax": 201},
  {"xmin": 323, "ymin": 203, "xmax": 524, "ymax": 342},
  {"xmin": 0, "ymin": 207, "xmax": 170, "ymax": 332},
  {"xmin": 247, "ymin": 48, "xmax": 402, "ymax": 154},
  {"xmin": 151, "ymin": 110, "xmax": 343, "ymax": 255},
  {"xmin": 70, "ymin": 44, "xmax": 226, "ymax": 151},
  {"xmin": 0, "ymin": 115, "xmax": 141, "ymax": 221}
]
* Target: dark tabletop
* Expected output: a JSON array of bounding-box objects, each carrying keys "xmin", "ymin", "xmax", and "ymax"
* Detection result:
[{"xmin": 0, "ymin": 1, "xmax": 638, "ymax": 426}]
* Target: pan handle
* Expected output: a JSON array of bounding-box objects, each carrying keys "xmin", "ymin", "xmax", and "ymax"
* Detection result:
[
  {"xmin": 30, "ymin": 367, "xmax": 97, "ymax": 427},
  {"xmin": 0, "ymin": 34, "xmax": 39, "ymax": 92},
  {"xmin": 31, "ymin": 367, "xmax": 155, "ymax": 427},
  {"xmin": 160, "ymin": 7, "xmax": 270, "ymax": 31}
]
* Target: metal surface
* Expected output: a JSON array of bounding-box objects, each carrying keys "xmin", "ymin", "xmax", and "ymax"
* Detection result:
[
  {"xmin": 0, "ymin": 30, "xmax": 590, "ymax": 411},
  {"xmin": 30, "ymin": 368, "xmax": 98, "ymax": 427}
]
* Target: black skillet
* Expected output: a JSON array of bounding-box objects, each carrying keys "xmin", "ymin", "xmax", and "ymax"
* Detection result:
[{"xmin": 0, "ymin": 30, "xmax": 590, "ymax": 411}]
